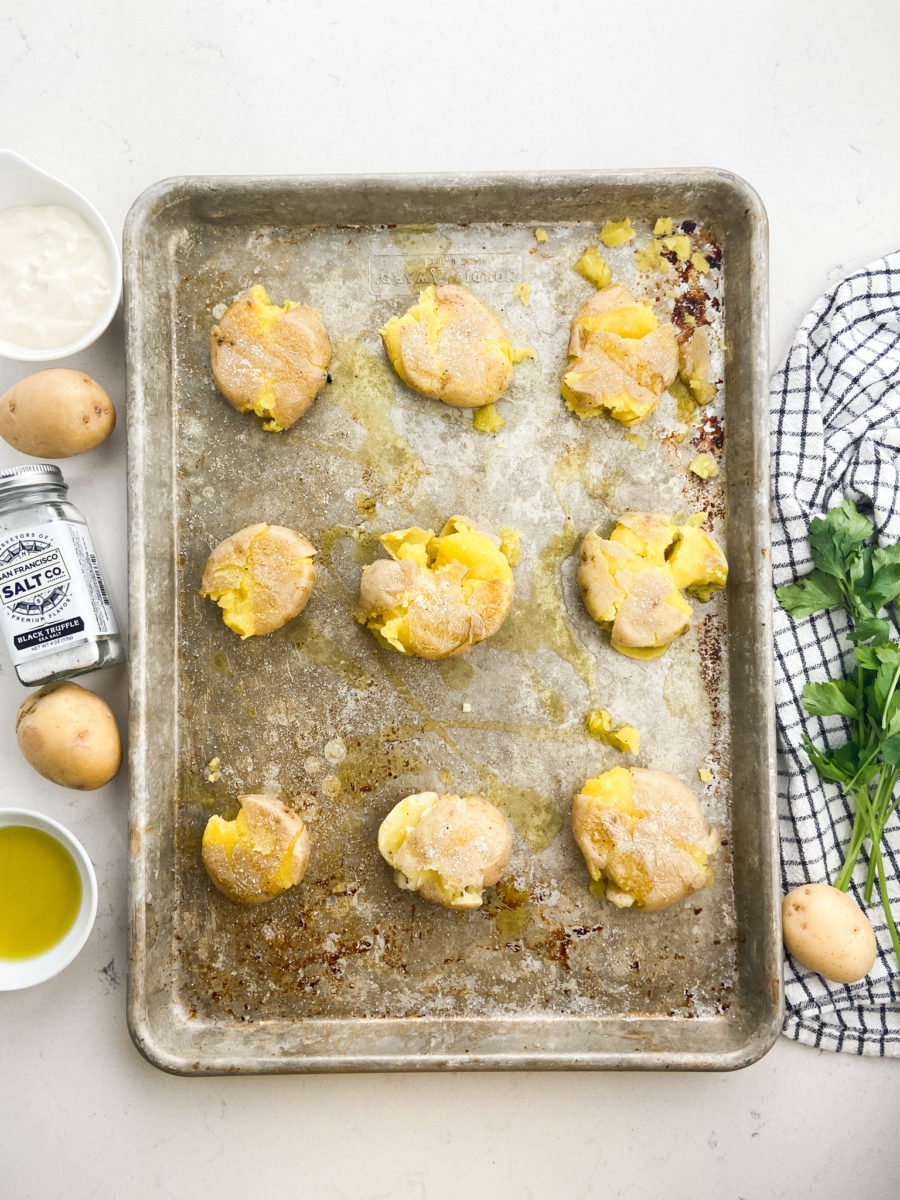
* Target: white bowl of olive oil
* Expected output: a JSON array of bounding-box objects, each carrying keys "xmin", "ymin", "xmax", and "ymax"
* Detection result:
[{"xmin": 0, "ymin": 808, "xmax": 98, "ymax": 990}]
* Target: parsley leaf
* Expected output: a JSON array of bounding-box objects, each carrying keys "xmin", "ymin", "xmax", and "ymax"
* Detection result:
[
  {"xmin": 775, "ymin": 571, "xmax": 843, "ymax": 618},
  {"xmin": 801, "ymin": 679, "xmax": 858, "ymax": 719},
  {"xmin": 846, "ymin": 617, "xmax": 892, "ymax": 645},
  {"xmin": 808, "ymin": 500, "xmax": 873, "ymax": 579}
]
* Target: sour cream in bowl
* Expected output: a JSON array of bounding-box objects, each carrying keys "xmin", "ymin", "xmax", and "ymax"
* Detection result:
[{"xmin": 0, "ymin": 151, "xmax": 121, "ymax": 362}]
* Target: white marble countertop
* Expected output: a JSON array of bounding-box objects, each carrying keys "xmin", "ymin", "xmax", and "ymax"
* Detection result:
[{"xmin": 2, "ymin": 3, "xmax": 899, "ymax": 1196}]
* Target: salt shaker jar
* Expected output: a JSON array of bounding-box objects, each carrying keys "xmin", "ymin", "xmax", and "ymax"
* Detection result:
[{"xmin": 0, "ymin": 464, "xmax": 123, "ymax": 685}]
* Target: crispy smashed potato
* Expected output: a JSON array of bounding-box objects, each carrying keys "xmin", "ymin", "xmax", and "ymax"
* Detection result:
[
  {"xmin": 578, "ymin": 512, "xmax": 727, "ymax": 659},
  {"xmin": 378, "ymin": 791, "xmax": 512, "ymax": 909},
  {"xmin": 381, "ymin": 284, "xmax": 528, "ymax": 407},
  {"xmin": 572, "ymin": 767, "xmax": 719, "ymax": 911},
  {"xmin": 202, "ymin": 794, "xmax": 311, "ymax": 905},
  {"xmin": 354, "ymin": 516, "xmax": 514, "ymax": 659},
  {"xmin": 210, "ymin": 285, "xmax": 331, "ymax": 431},
  {"xmin": 562, "ymin": 283, "xmax": 678, "ymax": 425},
  {"xmin": 200, "ymin": 523, "xmax": 316, "ymax": 638}
]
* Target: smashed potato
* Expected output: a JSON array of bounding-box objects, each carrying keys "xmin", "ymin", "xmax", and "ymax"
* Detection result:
[
  {"xmin": 572, "ymin": 767, "xmax": 719, "ymax": 911},
  {"xmin": 561, "ymin": 283, "xmax": 678, "ymax": 425},
  {"xmin": 355, "ymin": 516, "xmax": 514, "ymax": 659},
  {"xmin": 202, "ymin": 794, "xmax": 310, "ymax": 905},
  {"xmin": 209, "ymin": 285, "xmax": 331, "ymax": 431},
  {"xmin": 578, "ymin": 512, "xmax": 727, "ymax": 659},
  {"xmin": 381, "ymin": 284, "xmax": 528, "ymax": 407},
  {"xmin": 200, "ymin": 523, "xmax": 316, "ymax": 638},
  {"xmin": 378, "ymin": 791, "xmax": 512, "ymax": 909}
]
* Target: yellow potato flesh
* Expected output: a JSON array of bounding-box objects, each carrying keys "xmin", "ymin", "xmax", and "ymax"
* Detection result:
[
  {"xmin": 578, "ymin": 514, "xmax": 726, "ymax": 657},
  {"xmin": 367, "ymin": 518, "xmax": 512, "ymax": 654},
  {"xmin": 667, "ymin": 526, "xmax": 728, "ymax": 601},
  {"xmin": 380, "ymin": 288, "xmax": 442, "ymax": 389},
  {"xmin": 585, "ymin": 710, "xmax": 640, "ymax": 753},
  {"xmin": 598, "ymin": 219, "xmax": 635, "ymax": 247},
  {"xmin": 202, "ymin": 805, "xmax": 306, "ymax": 898},
  {"xmin": 577, "ymin": 305, "xmax": 658, "ymax": 340},
  {"xmin": 581, "ymin": 766, "xmax": 637, "ymax": 814},
  {"xmin": 574, "ymin": 246, "xmax": 612, "ymax": 289},
  {"xmin": 378, "ymin": 795, "xmax": 456, "ymax": 905},
  {"xmin": 562, "ymin": 286, "xmax": 676, "ymax": 425},
  {"xmin": 574, "ymin": 768, "xmax": 717, "ymax": 910},
  {"xmin": 202, "ymin": 525, "xmax": 314, "ymax": 638},
  {"xmin": 239, "ymin": 286, "xmax": 298, "ymax": 432},
  {"xmin": 473, "ymin": 403, "xmax": 505, "ymax": 432},
  {"xmin": 378, "ymin": 792, "xmax": 511, "ymax": 909},
  {"xmin": 381, "ymin": 285, "xmax": 526, "ymax": 407}
]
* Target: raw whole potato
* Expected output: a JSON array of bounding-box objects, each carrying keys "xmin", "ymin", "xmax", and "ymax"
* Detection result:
[
  {"xmin": 561, "ymin": 283, "xmax": 678, "ymax": 424},
  {"xmin": 202, "ymin": 794, "xmax": 310, "ymax": 905},
  {"xmin": 378, "ymin": 791, "xmax": 512, "ymax": 908},
  {"xmin": 381, "ymin": 284, "xmax": 526, "ymax": 407},
  {"xmin": 209, "ymin": 285, "xmax": 331, "ymax": 431},
  {"xmin": 578, "ymin": 512, "xmax": 727, "ymax": 659},
  {"xmin": 0, "ymin": 368, "xmax": 116, "ymax": 458},
  {"xmin": 572, "ymin": 766, "xmax": 720, "ymax": 911},
  {"xmin": 354, "ymin": 516, "xmax": 514, "ymax": 659},
  {"xmin": 200, "ymin": 523, "xmax": 316, "ymax": 638},
  {"xmin": 16, "ymin": 681, "xmax": 122, "ymax": 790},
  {"xmin": 782, "ymin": 883, "xmax": 877, "ymax": 984}
]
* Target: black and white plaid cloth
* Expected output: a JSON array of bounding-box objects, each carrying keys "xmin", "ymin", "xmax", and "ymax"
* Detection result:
[{"xmin": 772, "ymin": 250, "xmax": 900, "ymax": 1054}]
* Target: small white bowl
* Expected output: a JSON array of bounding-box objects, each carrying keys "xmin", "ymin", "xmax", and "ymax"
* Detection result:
[
  {"xmin": 0, "ymin": 150, "xmax": 122, "ymax": 362},
  {"xmin": 0, "ymin": 807, "xmax": 98, "ymax": 991}
]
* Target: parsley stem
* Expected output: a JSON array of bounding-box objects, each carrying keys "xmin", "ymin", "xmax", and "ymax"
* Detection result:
[
  {"xmin": 873, "ymin": 841, "xmax": 900, "ymax": 965},
  {"xmin": 883, "ymin": 664, "xmax": 900, "ymax": 730},
  {"xmin": 856, "ymin": 662, "xmax": 866, "ymax": 744},
  {"xmin": 834, "ymin": 784, "xmax": 873, "ymax": 891}
]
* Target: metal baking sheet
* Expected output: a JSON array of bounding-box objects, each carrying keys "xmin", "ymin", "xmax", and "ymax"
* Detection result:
[{"xmin": 125, "ymin": 170, "xmax": 781, "ymax": 1073}]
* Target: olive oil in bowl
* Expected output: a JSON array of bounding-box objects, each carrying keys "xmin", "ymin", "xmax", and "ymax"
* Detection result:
[{"xmin": 0, "ymin": 825, "xmax": 83, "ymax": 958}]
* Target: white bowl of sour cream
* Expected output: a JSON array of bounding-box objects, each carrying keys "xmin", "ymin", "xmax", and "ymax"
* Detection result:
[{"xmin": 0, "ymin": 150, "xmax": 122, "ymax": 362}]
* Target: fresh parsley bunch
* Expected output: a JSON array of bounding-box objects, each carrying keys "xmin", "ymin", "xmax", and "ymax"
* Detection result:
[{"xmin": 777, "ymin": 499, "xmax": 900, "ymax": 965}]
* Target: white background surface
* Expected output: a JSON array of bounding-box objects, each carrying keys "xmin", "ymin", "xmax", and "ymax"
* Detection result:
[{"xmin": 2, "ymin": 2, "xmax": 899, "ymax": 1197}]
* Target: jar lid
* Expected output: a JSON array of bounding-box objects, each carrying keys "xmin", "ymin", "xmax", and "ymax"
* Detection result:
[{"xmin": 0, "ymin": 464, "xmax": 65, "ymax": 498}]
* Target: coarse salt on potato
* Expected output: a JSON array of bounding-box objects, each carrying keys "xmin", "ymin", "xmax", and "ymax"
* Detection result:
[
  {"xmin": 355, "ymin": 516, "xmax": 514, "ymax": 659},
  {"xmin": 572, "ymin": 767, "xmax": 719, "ymax": 911},
  {"xmin": 577, "ymin": 512, "xmax": 727, "ymax": 659},
  {"xmin": 378, "ymin": 791, "xmax": 512, "ymax": 909},
  {"xmin": 202, "ymin": 794, "xmax": 310, "ymax": 905},
  {"xmin": 381, "ymin": 284, "xmax": 529, "ymax": 408},
  {"xmin": 200, "ymin": 523, "xmax": 317, "ymax": 638},
  {"xmin": 209, "ymin": 285, "xmax": 331, "ymax": 432}
]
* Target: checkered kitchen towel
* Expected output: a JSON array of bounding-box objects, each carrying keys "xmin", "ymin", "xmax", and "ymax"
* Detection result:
[{"xmin": 773, "ymin": 250, "xmax": 900, "ymax": 1054}]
